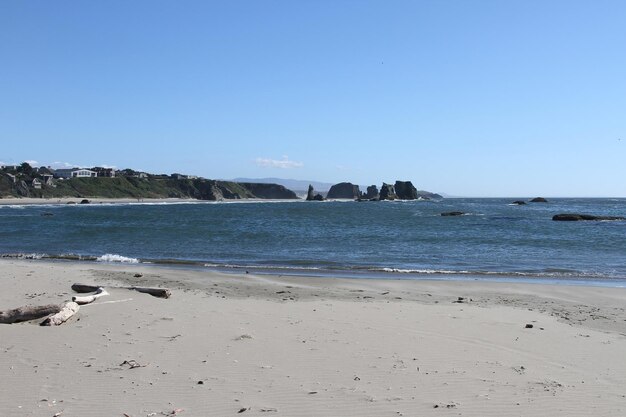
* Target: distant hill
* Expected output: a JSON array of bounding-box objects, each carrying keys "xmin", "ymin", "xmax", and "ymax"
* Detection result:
[{"xmin": 232, "ymin": 178, "xmax": 335, "ymax": 193}]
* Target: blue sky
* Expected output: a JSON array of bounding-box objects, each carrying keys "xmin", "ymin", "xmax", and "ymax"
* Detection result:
[{"xmin": 1, "ymin": 1, "xmax": 625, "ymax": 197}]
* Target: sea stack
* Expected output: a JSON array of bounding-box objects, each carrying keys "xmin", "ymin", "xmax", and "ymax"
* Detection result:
[
  {"xmin": 379, "ymin": 183, "xmax": 397, "ymax": 200},
  {"xmin": 306, "ymin": 184, "xmax": 324, "ymax": 201},
  {"xmin": 364, "ymin": 185, "xmax": 379, "ymax": 200},
  {"xmin": 326, "ymin": 182, "xmax": 361, "ymax": 199},
  {"xmin": 394, "ymin": 181, "xmax": 418, "ymax": 200}
]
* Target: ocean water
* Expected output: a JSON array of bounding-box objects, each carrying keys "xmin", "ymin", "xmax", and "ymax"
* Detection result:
[{"xmin": 1, "ymin": 198, "xmax": 625, "ymax": 285}]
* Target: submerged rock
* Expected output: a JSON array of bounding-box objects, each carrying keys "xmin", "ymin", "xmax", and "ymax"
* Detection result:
[
  {"xmin": 511, "ymin": 200, "xmax": 527, "ymax": 205},
  {"xmin": 441, "ymin": 211, "xmax": 466, "ymax": 216},
  {"xmin": 552, "ymin": 213, "xmax": 626, "ymax": 221}
]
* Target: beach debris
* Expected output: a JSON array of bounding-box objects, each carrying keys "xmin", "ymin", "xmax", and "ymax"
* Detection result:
[
  {"xmin": 134, "ymin": 273, "xmax": 143, "ymax": 278},
  {"xmin": 513, "ymin": 365, "xmax": 526, "ymax": 374},
  {"xmin": 234, "ymin": 334, "xmax": 253, "ymax": 341},
  {"xmin": 237, "ymin": 407, "xmax": 249, "ymax": 413},
  {"xmin": 197, "ymin": 380, "xmax": 204, "ymax": 385},
  {"xmin": 160, "ymin": 409, "xmax": 184, "ymax": 416},
  {"xmin": 0, "ymin": 304, "xmax": 62, "ymax": 324},
  {"xmin": 41, "ymin": 302, "xmax": 79, "ymax": 326},
  {"xmin": 453, "ymin": 297, "xmax": 465, "ymax": 303},
  {"xmin": 120, "ymin": 359, "xmax": 147, "ymax": 369},
  {"xmin": 72, "ymin": 287, "xmax": 109, "ymax": 305},
  {"xmin": 525, "ymin": 323, "xmax": 534, "ymax": 329},
  {"xmin": 259, "ymin": 408, "xmax": 278, "ymax": 413},
  {"xmin": 72, "ymin": 283, "xmax": 171, "ymax": 299}
]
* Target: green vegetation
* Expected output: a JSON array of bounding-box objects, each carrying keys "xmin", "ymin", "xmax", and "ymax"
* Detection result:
[{"xmin": 0, "ymin": 164, "xmax": 298, "ymax": 200}]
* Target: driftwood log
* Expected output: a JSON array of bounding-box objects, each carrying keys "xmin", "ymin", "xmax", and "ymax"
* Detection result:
[
  {"xmin": 72, "ymin": 283, "xmax": 171, "ymax": 299},
  {"xmin": 41, "ymin": 302, "xmax": 80, "ymax": 326},
  {"xmin": 0, "ymin": 304, "xmax": 62, "ymax": 324},
  {"xmin": 72, "ymin": 287, "xmax": 109, "ymax": 305}
]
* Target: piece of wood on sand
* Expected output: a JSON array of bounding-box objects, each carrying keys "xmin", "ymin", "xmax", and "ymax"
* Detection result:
[
  {"xmin": 72, "ymin": 283, "xmax": 171, "ymax": 299},
  {"xmin": 72, "ymin": 287, "xmax": 109, "ymax": 305},
  {"xmin": 41, "ymin": 302, "xmax": 80, "ymax": 326},
  {"xmin": 0, "ymin": 304, "xmax": 62, "ymax": 324}
]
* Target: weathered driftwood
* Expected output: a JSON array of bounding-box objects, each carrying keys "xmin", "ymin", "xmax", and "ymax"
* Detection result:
[
  {"xmin": 0, "ymin": 304, "xmax": 62, "ymax": 324},
  {"xmin": 72, "ymin": 287, "xmax": 109, "ymax": 305},
  {"xmin": 41, "ymin": 302, "xmax": 79, "ymax": 326},
  {"xmin": 72, "ymin": 283, "xmax": 171, "ymax": 299}
]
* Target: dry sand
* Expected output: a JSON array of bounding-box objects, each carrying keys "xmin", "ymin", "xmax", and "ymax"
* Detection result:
[{"xmin": 1, "ymin": 259, "xmax": 625, "ymax": 416}]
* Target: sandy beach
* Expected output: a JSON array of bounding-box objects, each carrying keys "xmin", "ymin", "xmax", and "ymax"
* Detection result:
[{"xmin": 1, "ymin": 259, "xmax": 625, "ymax": 416}]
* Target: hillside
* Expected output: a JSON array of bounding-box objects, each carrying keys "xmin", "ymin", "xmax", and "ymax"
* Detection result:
[{"xmin": 0, "ymin": 174, "xmax": 299, "ymax": 200}]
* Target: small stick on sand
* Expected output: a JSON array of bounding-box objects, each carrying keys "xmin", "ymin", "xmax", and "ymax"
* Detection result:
[
  {"xmin": 0, "ymin": 304, "xmax": 62, "ymax": 324},
  {"xmin": 72, "ymin": 287, "xmax": 109, "ymax": 305},
  {"xmin": 41, "ymin": 302, "xmax": 80, "ymax": 326},
  {"xmin": 71, "ymin": 283, "xmax": 171, "ymax": 299}
]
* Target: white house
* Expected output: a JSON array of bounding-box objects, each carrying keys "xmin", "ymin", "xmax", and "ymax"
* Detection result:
[
  {"xmin": 71, "ymin": 169, "xmax": 97, "ymax": 178},
  {"xmin": 32, "ymin": 178, "xmax": 42, "ymax": 189}
]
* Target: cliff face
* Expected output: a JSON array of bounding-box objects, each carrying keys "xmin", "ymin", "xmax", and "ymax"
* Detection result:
[{"xmin": 326, "ymin": 182, "xmax": 360, "ymax": 199}]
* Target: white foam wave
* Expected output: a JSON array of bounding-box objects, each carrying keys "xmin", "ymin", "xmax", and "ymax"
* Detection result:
[{"xmin": 96, "ymin": 254, "xmax": 140, "ymax": 263}]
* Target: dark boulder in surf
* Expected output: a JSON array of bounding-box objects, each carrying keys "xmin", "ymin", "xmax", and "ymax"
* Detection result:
[
  {"xmin": 511, "ymin": 200, "xmax": 527, "ymax": 205},
  {"xmin": 530, "ymin": 197, "xmax": 548, "ymax": 203},
  {"xmin": 441, "ymin": 211, "xmax": 466, "ymax": 216},
  {"xmin": 326, "ymin": 182, "xmax": 360, "ymax": 199},
  {"xmin": 394, "ymin": 181, "xmax": 418, "ymax": 200},
  {"xmin": 552, "ymin": 213, "xmax": 626, "ymax": 221}
]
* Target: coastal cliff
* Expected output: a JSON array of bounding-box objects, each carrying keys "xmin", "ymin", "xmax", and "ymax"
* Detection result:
[{"xmin": 0, "ymin": 174, "xmax": 298, "ymax": 201}]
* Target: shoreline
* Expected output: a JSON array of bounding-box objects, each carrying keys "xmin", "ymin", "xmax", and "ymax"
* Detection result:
[
  {"xmin": 1, "ymin": 259, "xmax": 626, "ymax": 416},
  {"xmin": 0, "ymin": 197, "xmax": 315, "ymax": 206},
  {"xmin": 2, "ymin": 254, "xmax": 626, "ymax": 288}
]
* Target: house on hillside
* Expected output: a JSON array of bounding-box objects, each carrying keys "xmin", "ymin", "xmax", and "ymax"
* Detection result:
[
  {"xmin": 32, "ymin": 178, "xmax": 42, "ymax": 189},
  {"xmin": 55, "ymin": 168, "xmax": 97, "ymax": 178},
  {"xmin": 92, "ymin": 167, "xmax": 116, "ymax": 177}
]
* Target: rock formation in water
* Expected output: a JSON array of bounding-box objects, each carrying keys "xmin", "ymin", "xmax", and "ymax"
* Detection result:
[
  {"xmin": 441, "ymin": 211, "xmax": 466, "ymax": 216},
  {"xmin": 364, "ymin": 185, "xmax": 379, "ymax": 200},
  {"xmin": 326, "ymin": 182, "xmax": 361, "ymax": 199},
  {"xmin": 530, "ymin": 197, "xmax": 548, "ymax": 203},
  {"xmin": 306, "ymin": 184, "xmax": 324, "ymax": 201},
  {"xmin": 511, "ymin": 200, "xmax": 527, "ymax": 205},
  {"xmin": 394, "ymin": 181, "xmax": 418, "ymax": 200},
  {"xmin": 552, "ymin": 213, "xmax": 625, "ymax": 221},
  {"xmin": 379, "ymin": 183, "xmax": 397, "ymax": 200}
]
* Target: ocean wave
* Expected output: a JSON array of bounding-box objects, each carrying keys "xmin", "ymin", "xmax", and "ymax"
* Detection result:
[
  {"xmin": 96, "ymin": 254, "xmax": 140, "ymax": 263},
  {"xmin": 202, "ymin": 262, "xmax": 322, "ymax": 271},
  {"xmin": 0, "ymin": 252, "xmax": 46, "ymax": 260},
  {"xmin": 370, "ymin": 267, "xmax": 609, "ymax": 279}
]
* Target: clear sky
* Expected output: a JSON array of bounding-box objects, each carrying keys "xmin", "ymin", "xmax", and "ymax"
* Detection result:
[{"xmin": 1, "ymin": 1, "xmax": 625, "ymax": 197}]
